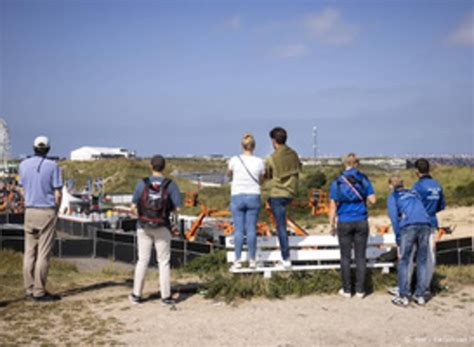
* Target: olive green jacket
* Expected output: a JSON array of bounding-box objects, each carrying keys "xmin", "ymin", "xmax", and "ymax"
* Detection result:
[{"xmin": 265, "ymin": 145, "xmax": 301, "ymax": 198}]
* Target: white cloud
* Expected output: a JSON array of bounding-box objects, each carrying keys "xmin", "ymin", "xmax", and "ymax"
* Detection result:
[
  {"xmin": 448, "ymin": 12, "xmax": 474, "ymax": 46},
  {"xmin": 223, "ymin": 15, "xmax": 241, "ymax": 30},
  {"xmin": 272, "ymin": 44, "xmax": 309, "ymax": 59},
  {"xmin": 303, "ymin": 8, "xmax": 359, "ymax": 45}
]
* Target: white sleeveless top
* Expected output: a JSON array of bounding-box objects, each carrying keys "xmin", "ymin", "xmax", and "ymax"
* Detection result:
[{"xmin": 228, "ymin": 155, "xmax": 265, "ymax": 196}]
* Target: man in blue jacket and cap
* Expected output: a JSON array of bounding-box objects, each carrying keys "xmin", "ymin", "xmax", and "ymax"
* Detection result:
[{"xmin": 387, "ymin": 175, "xmax": 431, "ymax": 307}]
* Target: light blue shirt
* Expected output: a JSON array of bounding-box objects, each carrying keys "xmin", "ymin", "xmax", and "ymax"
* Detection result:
[{"xmin": 19, "ymin": 156, "xmax": 63, "ymax": 208}]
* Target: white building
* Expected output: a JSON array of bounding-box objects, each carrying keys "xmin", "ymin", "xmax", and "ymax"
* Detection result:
[{"xmin": 70, "ymin": 146, "xmax": 134, "ymax": 161}]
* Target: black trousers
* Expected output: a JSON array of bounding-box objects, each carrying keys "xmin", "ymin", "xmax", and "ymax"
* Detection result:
[{"xmin": 337, "ymin": 220, "xmax": 369, "ymax": 293}]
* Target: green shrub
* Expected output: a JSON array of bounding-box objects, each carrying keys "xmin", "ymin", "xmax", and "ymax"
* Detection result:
[
  {"xmin": 179, "ymin": 251, "xmax": 227, "ymax": 277},
  {"xmin": 305, "ymin": 170, "xmax": 327, "ymax": 189},
  {"xmin": 452, "ymin": 181, "xmax": 474, "ymax": 205},
  {"xmin": 180, "ymin": 251, "xmax": 401, "ymax": 302},
  {"xmin": 181, "ymin": 251, "xmax": 474, "ymax": 302}
]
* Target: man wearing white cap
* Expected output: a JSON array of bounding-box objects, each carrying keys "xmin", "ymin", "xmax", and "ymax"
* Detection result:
[{"xmin": 18, "ymin": 136, "xmax": 63, "ymax": 301}]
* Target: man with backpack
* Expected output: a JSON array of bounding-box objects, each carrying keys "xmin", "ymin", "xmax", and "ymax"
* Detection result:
[
  {"xmin": 129, "ymin": 155, "xmax": 182, "ymax": 305},
  {"xmin": 387, "ymin": 175, "xmax": 431, "ymax": 307},
  {"xmin": 329, "ymin": 153, "xmax": 376, "ymax": 298}
]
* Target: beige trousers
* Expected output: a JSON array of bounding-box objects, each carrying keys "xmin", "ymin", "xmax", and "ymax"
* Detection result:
[
  {"xmin": 23, "ymin": 208, "xmax": 57, "ymax": 297},
  {"xmin": 133, "ymin": 227, "xmax": 171, "ymax": 299}
]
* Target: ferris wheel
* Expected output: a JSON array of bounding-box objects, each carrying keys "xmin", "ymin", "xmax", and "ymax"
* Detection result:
[{"xmin": 0, "ymin": 118, "xmax": 11, "ymax": 168}]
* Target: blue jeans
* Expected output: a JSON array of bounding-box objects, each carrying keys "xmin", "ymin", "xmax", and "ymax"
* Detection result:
[
  {"xmin": 269, "ymin": 197, "xmax": 292, "ymax": 260},
  {"xmin": 230, "ymin": 194, "xmax": 261, "ymax": 261},
  {"xmin": 398, "ymin": 224, "xmax": 431, "ymax": 298}
]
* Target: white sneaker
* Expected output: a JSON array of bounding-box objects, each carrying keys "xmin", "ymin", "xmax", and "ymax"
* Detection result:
[
  {"xmin": 280, "ymin": 259, "xmax": 292, "ymax": 269},
  {"xmin": 338, "ymin": 289, "xmax": 351, "ymax": 298},
  {"xmin": 413, "ymin": 295, "xmax": 426, "ymax": 306},
  {"xmin": 249, "ymin": 260, "xmax": 257, "ymax": 269},
  {"xmin": 387, "ymin": 286, "xmax": 399, "ymax": 296},
  {"xmin": 230, "ymin": 260, "xmax": 242, "ymax": 271},
  {"xmin": 392, "ymin": 295, "xmax": 409, "ymax": 307},
  {"xmin": 355, "ymin": 292, "xmax": 365, "ymax": 299}
]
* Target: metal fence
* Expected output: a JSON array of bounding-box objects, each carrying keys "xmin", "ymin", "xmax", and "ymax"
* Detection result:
[
  {"xmin": 1, "ymin": 212, "xmax": 471, "ymax": 267},
  {"xmin": 0, "ymin": 222, "xmax": 213, "ymax": 268},
  {"xmin": 435, "ymin": 237, "xmax": 473, "ymax": 266}
]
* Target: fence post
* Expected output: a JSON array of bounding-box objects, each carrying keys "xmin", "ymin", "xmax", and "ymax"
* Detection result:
[
  {"xmin": 184, "ymin": 239, "xmax": 188, "ymax": 264},
  {"xmin": 93, "ymin": 227, "xmax": 97, "ymax": 258},
  {"xmin": 112, "ymin": 229, "xmax": 116, "ymax": 261},
  {"xmin": 58, "ymin": 238, "xmax": 63, "ymax": 258}
]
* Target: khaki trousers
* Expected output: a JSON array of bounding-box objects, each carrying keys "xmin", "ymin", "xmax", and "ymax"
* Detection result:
[
  {"xmin": 133, "ymin": 227, "xmax": 171, "ymax": 299},
  {"xmin": 23, "ymin": 208, "xmax": 57, "ymax": 297}
]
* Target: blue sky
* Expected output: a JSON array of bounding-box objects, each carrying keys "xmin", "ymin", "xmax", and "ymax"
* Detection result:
[{"xmin": 1, "ymin": 0, "xmax": 473, "ymax": 158}]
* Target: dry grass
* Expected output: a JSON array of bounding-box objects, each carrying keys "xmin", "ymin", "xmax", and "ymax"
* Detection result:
[{"xmin": 0, "ymin": 249, "xmax": 133, "ymax": 345}]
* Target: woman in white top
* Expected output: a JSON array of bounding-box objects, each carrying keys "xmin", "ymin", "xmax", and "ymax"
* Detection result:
[{"xmin": 227, "ymin": 133, "xmax": 265, "ymax": 269}]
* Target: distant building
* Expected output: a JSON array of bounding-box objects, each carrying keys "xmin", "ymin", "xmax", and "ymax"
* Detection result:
[
  {"xmin": 70, "ymin": 146, "xmax": 135, "ymax": 161},
  {"xmin": 302, "ymin": 157, "xmax": 407, "ymax": 170},
  {"xmin": 171, "ymin": 170, "xmax": 228, "ymax": 187}
]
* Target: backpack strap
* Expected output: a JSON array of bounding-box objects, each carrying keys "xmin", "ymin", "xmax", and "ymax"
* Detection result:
[
  {"xmin": 143, "ymin": 177, "xmax": 151, "ymax": 188},
  {"xmin": 143, "ymin": 177, "xmax": 172, "ymax": 190},
  {"xmin": 160, "ymin": 178, "xmax": 174, "ymax": 210},
  {"xmin": 339, "ymin": 175, "xmax": 365, "ymax": 203},
  {"xmin": 237, "ymin": 156, "xmax": 260, "ymax": 184},
  {"xmin": 161, "ymin": 178, "xmax": 172, "ymax": 190}
]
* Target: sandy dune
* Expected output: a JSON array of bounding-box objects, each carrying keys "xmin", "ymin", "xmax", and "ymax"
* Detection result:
[{"xmin": 93, "ymin": 285, "xmax": 473, "ymax": 347}]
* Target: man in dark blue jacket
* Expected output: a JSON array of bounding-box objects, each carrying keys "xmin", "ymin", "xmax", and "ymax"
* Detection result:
[
  {"xmin": 387, "ymin": 175, "xmax": 431, "ymax": 306},
  {"xmin": 329, "ymin": 153, "xmax": 376, "ymax": 298},
  {"xmin": 412, "ymin": 158, "xmax": 445, "ymax": 293}
]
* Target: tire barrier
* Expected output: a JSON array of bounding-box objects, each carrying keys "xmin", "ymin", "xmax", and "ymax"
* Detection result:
[
  {"xmin": 0, "ymin": 213, "xmax": 24, "ymax": 225},
  {"xmin": 436, "ymin": 237, "xmax": 473, "ymax": 265},
  {"xmin": 0, "ymin": 222, "xmax": 213, "ymax": 268},
  {"xmin": 2, "ymin": 216, "xmax": 470, "ymax": 267}
]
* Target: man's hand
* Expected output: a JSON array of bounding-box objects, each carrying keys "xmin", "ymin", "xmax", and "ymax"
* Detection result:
[
  {"xmin": 170, "ymin": 227, "xmax": 180, "ymax": 237},
  {"xmin": 367, "ymin": 194, "xmax": 376, "ymax": 205}
]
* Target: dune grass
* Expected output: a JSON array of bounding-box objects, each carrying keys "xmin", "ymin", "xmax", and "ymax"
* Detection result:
[
  {"xmin": 60, "ymin": 159, "xmax": 473, "ymax": 229},
  {"xmin": 179, "ymin": 250, "xmax": 474, "ymax": 303}
]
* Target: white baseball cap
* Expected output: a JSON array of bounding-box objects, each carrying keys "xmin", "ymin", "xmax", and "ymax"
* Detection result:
[{"xmin": 33, "ymin": 135, "xmax": 50, "ymax": 148}]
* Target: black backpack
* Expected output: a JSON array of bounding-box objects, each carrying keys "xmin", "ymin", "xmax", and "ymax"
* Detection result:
[{"xmin": 138, "ymin": 177, "xmax": 173, "ymax": 227}]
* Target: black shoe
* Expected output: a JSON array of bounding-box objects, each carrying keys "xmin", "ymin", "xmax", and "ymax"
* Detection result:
[
  {"xmin": 161, "ymin": 297, "xmax": 176, "ymax": 306},
  {"xmin": 33, "ymin": 293, "xmax": 61, "ymax": 302},
  {"xmin": 128, "ymin": 293, "xmax": 143, "ymax": 305}
]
